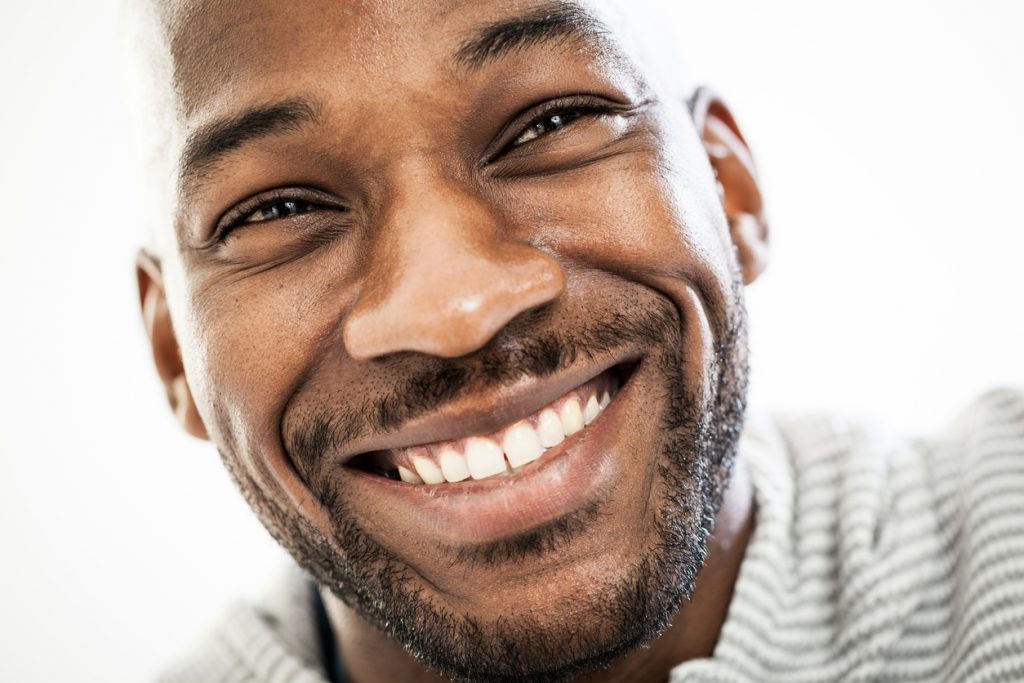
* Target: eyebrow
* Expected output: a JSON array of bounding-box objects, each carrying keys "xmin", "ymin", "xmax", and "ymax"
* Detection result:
[
  {"xmin": 454, "ymin": 2, "xmax": 611, "ymax": 70},
  {"xmin": 179, "ymin": 98, "xmax": 320, "ymax": 187},
  {"xmin": 178, "ymin": 3, "xmax": 609, "ymax": 186}
]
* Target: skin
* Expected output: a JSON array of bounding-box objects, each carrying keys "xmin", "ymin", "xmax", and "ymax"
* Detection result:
[{"xmin": 136, "ymin": 1, "xmax": 769, "ymax": 681}]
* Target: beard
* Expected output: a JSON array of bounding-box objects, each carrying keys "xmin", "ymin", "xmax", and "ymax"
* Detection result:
[{"xmin": 218, "ymin": 287, "xmax": 749, "ymax": 683}]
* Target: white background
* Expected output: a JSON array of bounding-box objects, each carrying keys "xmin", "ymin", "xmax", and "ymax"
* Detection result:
[{"xmin": 1, "ymin": 2, "xmax": 1021, "ymax": 680}]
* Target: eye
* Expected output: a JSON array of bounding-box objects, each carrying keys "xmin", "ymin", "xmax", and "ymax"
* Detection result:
[
  {"xmin": 212, "ymin": 187, "xmax": 347, "ymax": 243},
  {"xmin": 512, "ymin": 109, "xmax": 586, "ymax": 147},
  {"xmin": 244, "ymin": 199, "xmax": 316, "ymax": 223}
]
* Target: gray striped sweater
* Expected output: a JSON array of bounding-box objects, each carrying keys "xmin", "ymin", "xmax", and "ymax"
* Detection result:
[{"xmin": 160, "ymin": 389, "xmax": 1024, "ymax": 683}]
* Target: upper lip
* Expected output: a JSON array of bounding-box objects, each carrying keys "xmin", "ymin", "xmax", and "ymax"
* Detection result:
[{"xmin": 334, "ymin": 352, "xmax": 640, "ymax": 467}]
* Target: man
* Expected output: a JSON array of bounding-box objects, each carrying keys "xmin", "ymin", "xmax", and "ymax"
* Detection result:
[{"xmin": 134, "ymin": 1, "xmax": 1024, "ymax": 681}]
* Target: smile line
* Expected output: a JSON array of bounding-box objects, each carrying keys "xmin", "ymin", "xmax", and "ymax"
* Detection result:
[{"xmin": 350, "ymin": 364, "xmax": 634, "ymax": 485}]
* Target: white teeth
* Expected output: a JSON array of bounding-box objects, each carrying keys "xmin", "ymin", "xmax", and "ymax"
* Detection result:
[
  {"xmin": 398, "ymin": 465, "xmax": 424, "ymax": 484},
  {"xmin": 389, "ymin": 382, "xmax": 618, "ymax": 484},
  {"xmin": 438, "ymin": 447, "xmax": 471, "ymax": 483},
  {"xmin": 537, "ymin": 409, "xmax": 565, "ymax": 448},
  {"xmin": 559, "ymin": 398, "xmax": 585, "ymax": 436},
  {"xmin": 502, "ymin": 422, "xmax": 544, "ymax": 468},
  {"xmin": 465, "ymin": 437, "xmax": 508, "ymax": 480},
  {"xmin": 412, "ymin": 456, "xmax": 445, "ymax": 485}
]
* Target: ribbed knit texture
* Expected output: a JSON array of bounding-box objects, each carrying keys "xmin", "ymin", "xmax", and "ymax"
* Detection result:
[
  {"xmin": 159, "ymin": 389, "xmax": 1024, "ymax": 683},
  {"xmin": 674, "ymin": 388, "xmax": 1024, "ymax": 682}
]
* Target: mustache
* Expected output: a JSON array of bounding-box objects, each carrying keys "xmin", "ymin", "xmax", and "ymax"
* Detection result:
[{"xmin": 286, "ymin": 299, "xmax": 679, "ymax": 480}]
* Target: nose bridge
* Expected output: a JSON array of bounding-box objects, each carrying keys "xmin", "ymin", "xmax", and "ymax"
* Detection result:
[{"xmin": 343, "ymin": 166, "xmax": 566, "ymax": 360}]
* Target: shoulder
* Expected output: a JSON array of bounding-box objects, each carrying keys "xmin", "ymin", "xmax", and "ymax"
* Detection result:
[
  {"xmin": 924, "ymin": 388, "xmax": 1024, "ymax": 521},
  {"xmin": 928, "ymin": 387, "xmax": 1024, "ymax": 559},
  {"xmin": 919, "ymin": 388, "xmax": 1024, "ymax": 679},
  {"xmin": 769, "ymin": 387, "xmax": 1024, "ymax": 505},
  {"xmin": 747, "ymin": 389, "xmax": 1024, "ymax": 609},
  {"xmin": 708, "ymin": 393, "xmax": 1024, "ymax": 681},
  {"xmin": 940, "ymin": 387, "xmax": 1024, "ymax": 461},
  {"xmin": 156, "ymin": 567, "xmax": 329, "ymax": 683},
  {"xmin": 155, "ymin": 603, "xmax": 273, "ymax": 683}
]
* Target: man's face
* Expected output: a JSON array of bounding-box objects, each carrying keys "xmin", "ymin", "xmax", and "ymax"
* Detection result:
[{"xmin": 142, "ymin": 1, "xmax": 762, "ymax": 680}]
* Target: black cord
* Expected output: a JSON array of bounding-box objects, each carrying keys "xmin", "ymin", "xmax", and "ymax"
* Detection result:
[{"xmin": 310, "ymin": 581, "xmax": 349, "ymax": 683}]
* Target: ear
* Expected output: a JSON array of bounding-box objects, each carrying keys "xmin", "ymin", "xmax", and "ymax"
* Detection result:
[
  {"xmin": 690, "ymin": 87, "xmax": 769, "ymax": 285},
  {"xmin": 136, "ymin": 251, "xmax": 209, "ymax": 440}
]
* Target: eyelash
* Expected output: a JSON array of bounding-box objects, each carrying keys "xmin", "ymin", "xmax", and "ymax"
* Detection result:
[
  {"xmin": 216, "ymin": 189, "xmax": 339, "ymax": 241},
  {"xmin": 499, "ymin": 97, "xmax": 617, "ymax": 156},
  {"xmin": 216, "ymin": 98, "xmax": 615, "ymax": 239}
]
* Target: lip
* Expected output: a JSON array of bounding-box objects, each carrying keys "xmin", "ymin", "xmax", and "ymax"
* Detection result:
[
  {"xmin": 344, "ymin": 356, "xmax": 643, "ymax": 543},
  {"xmin": 334, "ymin": 352, "xmax": 641, "ymax": 466}
]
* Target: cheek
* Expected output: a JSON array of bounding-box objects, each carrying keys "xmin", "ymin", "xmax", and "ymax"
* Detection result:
[
  {"xmin": 500, "ymin": 126, "xmax": 736, "ymax": 413},
  {"xmin": 175, "ymin": 258, "xmax": 353, "ymax": 481},
  {"xmin": 512, "ymin": 146, "xmax": 735, "ymax": 299}
]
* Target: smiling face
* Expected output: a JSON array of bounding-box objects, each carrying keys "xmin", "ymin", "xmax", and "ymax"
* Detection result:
[{"xmin": 137, "ymin": 0, "xmax": 768, "ymax": 681}]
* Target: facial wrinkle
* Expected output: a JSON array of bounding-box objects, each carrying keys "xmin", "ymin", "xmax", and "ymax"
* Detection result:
[{"xmin": 285, "ymin": 298, "xmax": 679, "ymax": 488}]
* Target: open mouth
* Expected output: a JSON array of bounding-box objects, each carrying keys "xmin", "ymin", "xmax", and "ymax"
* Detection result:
[{"xmin": 349, "ymin": 362, "xmax": 637, "ymax": 485}]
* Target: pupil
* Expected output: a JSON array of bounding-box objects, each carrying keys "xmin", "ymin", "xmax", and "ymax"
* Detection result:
[
  {"xmin": 254, "ymin": 200, "xmax": 311, "ymax": 222},
  {"xmin": 512, "ymin": 108, "xmax": 587, "ymax": 147}
]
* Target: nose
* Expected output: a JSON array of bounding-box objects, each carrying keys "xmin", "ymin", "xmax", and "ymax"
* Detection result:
[{"xmin": 342, "ymin": 175, "xmax": 566, "ymax": 360}]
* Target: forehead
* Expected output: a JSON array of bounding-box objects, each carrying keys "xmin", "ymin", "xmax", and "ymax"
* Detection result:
[
  {"xmin": 163, "ymin": 0, "xmax": 627, "ymax": 116},
  {"xmin": 150, "ymin": 0, "xmax": 673, "ymax": 203}
]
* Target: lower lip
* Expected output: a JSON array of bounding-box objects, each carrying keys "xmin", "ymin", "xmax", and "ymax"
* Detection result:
[{"xmin": 345, "ymin": 366, "xmax": 639, "ymax": 544}]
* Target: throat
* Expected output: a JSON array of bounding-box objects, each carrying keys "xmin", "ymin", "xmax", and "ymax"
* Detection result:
[{"xmin": 321, "ymin": 590, "xmax": 450, "ymax": 683}]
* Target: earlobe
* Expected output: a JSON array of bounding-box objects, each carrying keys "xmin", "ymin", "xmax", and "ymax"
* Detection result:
[
  {"xmin": 690, "ymin": 87, "xmax": 770, "ymax": 285},
  {"xmin": 136, "ymin": 251, "xmax": 209, "ymax": 440}
]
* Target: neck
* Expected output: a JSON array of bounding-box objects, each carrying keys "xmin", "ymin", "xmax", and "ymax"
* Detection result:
[{"xmin": 324, "ymin": 458, "xmax": 754, "ymax": 683}]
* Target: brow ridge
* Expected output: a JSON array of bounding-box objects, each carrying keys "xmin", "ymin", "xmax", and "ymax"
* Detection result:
[
  {"xmin": 179, "ymin": 4, "xmax": 607, "ymax": 183},
  {"xmin": 180, "ymin": 98, "xmax": 321, "ymax": 185},
  {"xmin": 454, "ymin": 2, "xmax": 610, "ymax": 70}
]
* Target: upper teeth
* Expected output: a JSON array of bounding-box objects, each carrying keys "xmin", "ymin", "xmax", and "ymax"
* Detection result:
[
  {"xmin": 502, "ymin": 423, "xmax": 544, "ymax": 468},
  {"xmin": 393, "ymin": 381, "xmax": 615, "ymax": 485}
]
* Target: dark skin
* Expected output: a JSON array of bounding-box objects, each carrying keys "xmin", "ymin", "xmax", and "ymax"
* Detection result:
[{"xmin": 137, "ymin": 1, "xmax": 769, "ymax": 681}]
